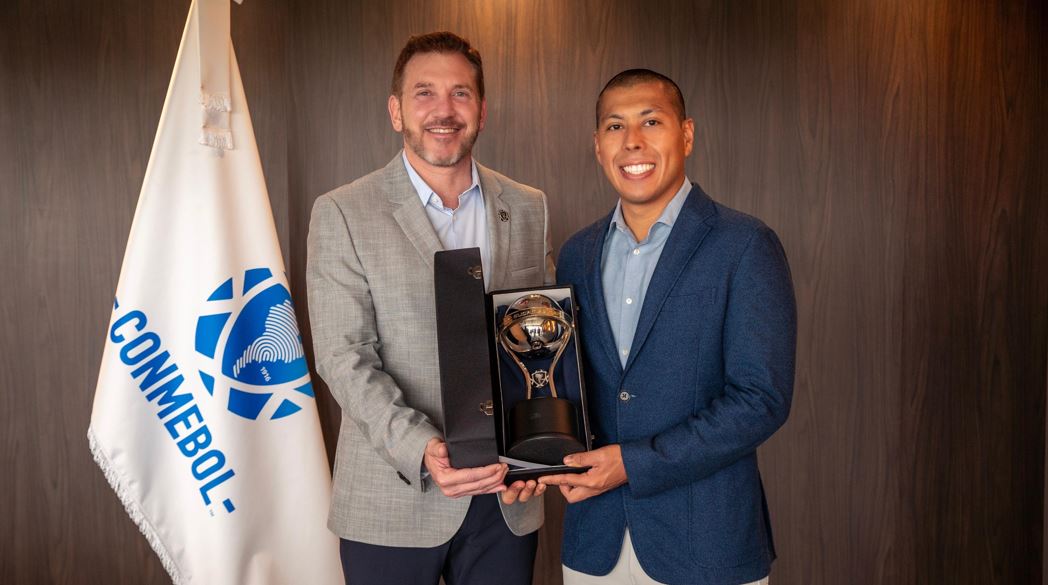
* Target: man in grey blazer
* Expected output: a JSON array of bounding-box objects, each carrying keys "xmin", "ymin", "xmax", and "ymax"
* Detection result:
[{"xmin": 307, "ymin": 32, "xmax": 553, "ymax": 585}]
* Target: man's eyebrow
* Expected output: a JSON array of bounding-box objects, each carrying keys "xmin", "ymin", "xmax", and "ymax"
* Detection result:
[
  {"xmin": 411, "ymin": 81, "xmax": 474, "ymax": 93},
  {"xmin": 600, "ymin": 107, "xmax": 665, "ymax": 123}
]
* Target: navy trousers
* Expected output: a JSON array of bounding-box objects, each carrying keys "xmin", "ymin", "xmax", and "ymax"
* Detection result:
[{"xmin": 340, "ymin": 494, "xmax": 538, "ymax": 585}]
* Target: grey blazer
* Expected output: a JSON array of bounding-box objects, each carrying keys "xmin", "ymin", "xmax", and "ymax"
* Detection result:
[{"xmin": 307, "ymin": 154, "xmax": 554, "ymax": 547}]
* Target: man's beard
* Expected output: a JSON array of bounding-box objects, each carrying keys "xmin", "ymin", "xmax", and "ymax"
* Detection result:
[{"xmin": 403, "ymin": 118, "xmax": 479, "ymax": 167}]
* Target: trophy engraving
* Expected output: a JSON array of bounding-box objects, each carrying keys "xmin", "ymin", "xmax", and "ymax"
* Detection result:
[{"xmin": 498, "ymin": 294, "xmax": 586, "ymax": 465}]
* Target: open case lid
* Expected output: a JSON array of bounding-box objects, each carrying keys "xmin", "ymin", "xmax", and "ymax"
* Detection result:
[{"xmin": 433, "ymin": 248, "xmax": 499, "ymax": 469}]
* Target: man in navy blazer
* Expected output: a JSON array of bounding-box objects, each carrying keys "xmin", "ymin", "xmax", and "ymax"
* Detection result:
[{"xmin": 541, "ymin": 69, "xmax": 796, "ymax": 585}]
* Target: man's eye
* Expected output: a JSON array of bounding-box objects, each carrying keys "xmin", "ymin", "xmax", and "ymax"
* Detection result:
[
  {"xmin": 606, "ymin": 124, "xmax": 622, "ymax": 131},
  {"xmin": 644, "ymin": 119, "xmax": 660, "ymax": 126}
]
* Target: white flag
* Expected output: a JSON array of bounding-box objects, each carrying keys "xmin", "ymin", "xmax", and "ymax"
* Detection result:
[{"xmin": 88, "ymin": 1, "xmax": 342, "ymax": 583}]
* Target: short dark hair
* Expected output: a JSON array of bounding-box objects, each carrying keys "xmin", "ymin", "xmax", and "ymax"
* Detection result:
[
  {"xmin": 595, "ymin": 69, "xmax": 686, "ymax": 127},
  {"xmin": 391, "ymin": 31, "xmax": 485, "ymax": 100}
]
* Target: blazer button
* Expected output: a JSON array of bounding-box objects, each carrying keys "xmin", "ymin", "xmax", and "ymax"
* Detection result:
[
  {"xmin": 397, "ymin": 471, "xmax": 411, "ymax": 486},
  {"xmin": 619, "ymin": 390, "xmax": 630, "ymax": 402}
]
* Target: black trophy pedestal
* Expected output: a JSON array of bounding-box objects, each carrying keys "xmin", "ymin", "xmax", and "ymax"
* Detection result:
[{"xmin": 506, "ymin": 397, "xmax": 586, "ymax": 465}]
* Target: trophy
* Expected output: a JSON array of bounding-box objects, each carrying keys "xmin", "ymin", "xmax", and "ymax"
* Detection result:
[{"xmin": 498, "ymin": 294, "xmax": 587, "ymax": 465}]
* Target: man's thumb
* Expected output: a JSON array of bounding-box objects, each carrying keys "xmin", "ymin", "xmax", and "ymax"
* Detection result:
[{"xmin": 563, "ymin": 451, "xmax": 589, "ymax": 467}]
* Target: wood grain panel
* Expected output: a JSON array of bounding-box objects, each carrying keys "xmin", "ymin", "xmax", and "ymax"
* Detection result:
[
  {"xmin": 902, "ymin": 1, "xmax": 1048, "ymax": 582},
  {"xmin": 0, "ymin": 0, "xmax": 290, "ymax": 583},
  {"xmin": 762, "ymin": 3, "xmax": 912, "ymax": 582},
  {"xmin": 1, "ymin": 1, "xmax": 184, "ymax": 582}
]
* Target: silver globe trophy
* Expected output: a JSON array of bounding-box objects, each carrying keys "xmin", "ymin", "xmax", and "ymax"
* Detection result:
[{"xmin": 497, "ymin": 294, "xmax": 586, "ymax": 465}]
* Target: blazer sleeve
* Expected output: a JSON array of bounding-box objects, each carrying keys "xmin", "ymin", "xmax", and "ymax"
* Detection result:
[
  {"xmin": 306, "ymin": 194, "xmax": 441, "ymax": 492},
  {"xmin": 620, "ymin": 225, "xmax": 797, "ymax": 497}
]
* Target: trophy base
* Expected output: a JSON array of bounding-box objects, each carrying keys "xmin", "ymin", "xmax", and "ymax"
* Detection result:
[{"xmin": 507, "ymin": 397, "xmax": 586, "ymax": 466}]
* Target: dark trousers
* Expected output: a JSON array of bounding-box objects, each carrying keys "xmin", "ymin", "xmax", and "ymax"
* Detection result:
[{"xmin": 340, "ymin": 494, "xmax": 538, "ymax": 585}]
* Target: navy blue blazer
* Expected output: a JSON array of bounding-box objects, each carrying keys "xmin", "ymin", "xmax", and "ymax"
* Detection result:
[{"xmin": 556, "ymin": 184, "xmax": 796, "ymax": 585}]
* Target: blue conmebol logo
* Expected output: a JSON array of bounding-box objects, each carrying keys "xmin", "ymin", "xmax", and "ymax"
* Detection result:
[{"xmin": 194, "ymin": 268, "xmax": 313, "ymax": 420}]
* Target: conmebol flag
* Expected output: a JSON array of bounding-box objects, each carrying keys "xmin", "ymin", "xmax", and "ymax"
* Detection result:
[{"xmin": 88, "ymin": 0, "xmax": 342, "ymax": 582}]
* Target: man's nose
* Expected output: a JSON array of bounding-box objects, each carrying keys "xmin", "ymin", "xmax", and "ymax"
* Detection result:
[
  {"xmin": 623, "ymin": 125, "xmax": 643, "ymax": 150},
  {"xmin": 433, "ymin": 93, "xmax": 456, "ymax": 116}
]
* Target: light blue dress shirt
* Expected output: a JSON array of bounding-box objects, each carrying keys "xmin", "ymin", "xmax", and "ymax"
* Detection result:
[
  {"xmin": 601, "ymin": 178, "xmax": 692, "ymax": 368},
  {"xmin": 402, "ymin": 152, "xmax": 491, "ymax": 289}
]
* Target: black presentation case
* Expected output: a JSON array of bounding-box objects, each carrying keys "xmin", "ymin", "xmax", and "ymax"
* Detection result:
[{"xmin": 434, "ymin": 247, "xmax": 592, "ymax": 483}]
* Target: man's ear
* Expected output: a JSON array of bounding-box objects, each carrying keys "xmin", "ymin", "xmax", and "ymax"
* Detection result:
[
  {"xmin": 388, "ymin": 94, "xmax": 403, "ymax": 132},
  {"xmin": 682, "ymin": 117, "xmax": 695, "ymax": 157},
  {"xmin": 478, "ymin": 99, "xmax": 487, "ymax": 132},
  {"xmin": 593, "ymin": 130, "xmax": 602, "ymax": 163}
]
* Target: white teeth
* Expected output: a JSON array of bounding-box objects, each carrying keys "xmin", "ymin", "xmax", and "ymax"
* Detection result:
[
  {"xmin": 428, "ymin": 128, "xmax": 456, "ymax": 134},
  {"xmin": 622, "ymin": 163, "xmax": 655, "ymax": 175}
]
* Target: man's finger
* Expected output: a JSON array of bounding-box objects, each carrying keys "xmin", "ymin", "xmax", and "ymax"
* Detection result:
[
  {"xmin": 539, "ymin": 473, "xmax": 588, "ymax": 488},
  {"xmin": 425, "ymin": 439, "xmax": 449, "ymax": 458},
  {"xmin": 436, "ymin": 463, "xmax": 504, "ymax": 486},
  {"xmin": 438, "ymin": 465, "xmax": 508, "ymax": 497},
  {"xmin": 447, "ymin": 475, "xmax": 506, "ymax": 498},
  {"xmin": 538, "ymin": 473, "xmax": 566, "ymax": 486},
  {"xmin": 501, "ymin": 482, "xmax": 524, "ymax": 504},
  {"xmin": 504, "ymin": 480, "xmax": 537, "ymax": 504},
  {"xmin": 562, "ymin": 453, "xmax": 590, "ymax": 467},
  {"xmin": 517, "ymin": 480, "xmax": 539, "ymax": 503},
  {"xmin": 500, "ymin": 489, "xmax": 519, "ymax": 504}
]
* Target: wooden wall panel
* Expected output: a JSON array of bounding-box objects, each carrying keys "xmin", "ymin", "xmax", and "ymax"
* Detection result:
[
  {"xmin": 1, "ymin": 2, "xmax": 185, "ymax": 582},
  {"xmin": 902, "ymin": 2, "xmax": 1048, "ymax": 582},
  {"xmin": 1, "ymin": 0, "xmax": 1045, "ymax": 584},
  {"xmin": 0, "ymin": 1, "xmax": 289, "ymax": 583}
]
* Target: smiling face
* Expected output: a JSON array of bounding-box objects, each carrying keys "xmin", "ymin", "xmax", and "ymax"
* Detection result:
[
  {"xmin": 388, "ymin": 51, "xmax": 486, "ymax": 171},
  {"xmin": 594, "ymin": 81, "xmax": 694, "ymax": 214}
]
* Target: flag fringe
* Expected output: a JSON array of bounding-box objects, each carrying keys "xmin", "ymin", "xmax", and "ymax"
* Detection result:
[{"xmin": 88, "ymin": 427, "xmax": 187, "ymax": 585}]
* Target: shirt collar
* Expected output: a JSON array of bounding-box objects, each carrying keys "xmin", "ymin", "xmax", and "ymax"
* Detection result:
[
  {"xmin": 608, "ymin": 177, "xmax": 692, "ymax": 240},
  {"xmin": 402, "ymin": 150, "xmax": 482, "ymax": 209}
]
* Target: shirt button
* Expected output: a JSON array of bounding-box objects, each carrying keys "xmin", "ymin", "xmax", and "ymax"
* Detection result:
[
  {"xmin": 621, "ymin": 349, "xmax": 628, "ymax": 356},
  {"xmin": 633, "ymin": 248, "xmax": 640, "ymax": 255},
  {"xmin": 619, "ymin": 391, "xmax": 630, "ymax": 402},
  {"xmin": 625, "ymin": 298, "xmax": 633, "ymax": 305}
]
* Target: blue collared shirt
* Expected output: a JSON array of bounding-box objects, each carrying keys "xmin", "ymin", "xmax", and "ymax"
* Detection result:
[
  {"xmin": 402, "ymin": 152, "xmax": 491, "ymax": 289},
  {"xmin": 601, "ymin": 178, "xmax": 692, "ymax": 367}
]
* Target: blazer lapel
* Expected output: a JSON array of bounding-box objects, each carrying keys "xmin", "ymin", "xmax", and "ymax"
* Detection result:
[
  {"xmin": 583, "ymin": 212, "xmax": 624, "ymax": 375},
  {"xmin": 623, "ymin": 184, "xmax": 716, "ymax": 373},
  {"xmin": 385, "ymin": 154, "xmax": 443, "ymax": 270},
  {"xmin": 478, "ymin": 164, "xmax": 510, "ymax": 290}
]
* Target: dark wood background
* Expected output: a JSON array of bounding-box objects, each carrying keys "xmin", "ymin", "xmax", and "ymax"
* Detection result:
[{"xmin": 2, "ymin": 0, "xmax": 1045, "ymax": 583}]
